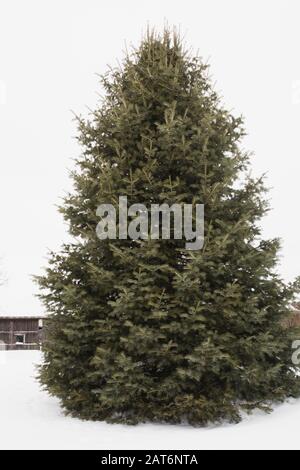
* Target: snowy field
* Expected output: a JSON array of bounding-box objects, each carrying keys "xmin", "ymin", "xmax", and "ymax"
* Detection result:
[{"xmin": 0, "ymin": 351, "xmax": 300, "ymax": 450}]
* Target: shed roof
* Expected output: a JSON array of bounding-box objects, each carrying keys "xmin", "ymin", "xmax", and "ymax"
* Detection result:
[{"xmin": 0, "ymin": 316, "xmax": 44, "ymax": 320}]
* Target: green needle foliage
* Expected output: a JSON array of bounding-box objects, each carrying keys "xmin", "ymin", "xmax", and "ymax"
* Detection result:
[{"xmin": 36, "ymin": 29, "xmax": 300, "ymax": 425}]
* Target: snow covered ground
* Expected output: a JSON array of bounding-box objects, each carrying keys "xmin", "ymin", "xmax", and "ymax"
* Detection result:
[{"xmin": 0, "ymin": 351, "xmax": 299, "ymax": 450}]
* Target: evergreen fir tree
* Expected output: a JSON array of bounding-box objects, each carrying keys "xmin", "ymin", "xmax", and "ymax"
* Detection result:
[{"xmin": 37, "ymin": 29, "xmax": 300, "ymax": 425}]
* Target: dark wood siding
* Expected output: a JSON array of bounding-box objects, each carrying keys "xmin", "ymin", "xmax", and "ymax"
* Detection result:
[
  {"xmin": 12, "ymin": 319, "xmax": 39, "ymax": 331},
  {"xmin": 0, "ymin": 317, "xmax": 44, "ymax": 350},
  {"xmin": 0, "ymin": 319, "xmax": 10, "ymax": 330},
  {"xmin": 0, "ymin": 333, "xmax": 10, "ymax": 344}
]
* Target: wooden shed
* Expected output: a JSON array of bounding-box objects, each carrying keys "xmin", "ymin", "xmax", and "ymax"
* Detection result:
[{"xmin": 0, "ymin": 316, "xmax": 44, "ymax": 350}]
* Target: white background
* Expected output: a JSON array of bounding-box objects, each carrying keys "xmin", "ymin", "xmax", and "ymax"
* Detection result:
[{"xmin": 0, "ymin": 0, "xmax": 300, "ymax": 315}]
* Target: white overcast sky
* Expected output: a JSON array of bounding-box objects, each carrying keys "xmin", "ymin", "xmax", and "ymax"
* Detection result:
[{"xmin": 0, "ymin": 0, "xmax": 299, "ymax": 315}]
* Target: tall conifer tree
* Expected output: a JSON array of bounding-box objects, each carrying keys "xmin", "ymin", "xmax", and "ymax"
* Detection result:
[{"xmin": 37, "ymin": 29, "xmax": 300, "ymax": 425}]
